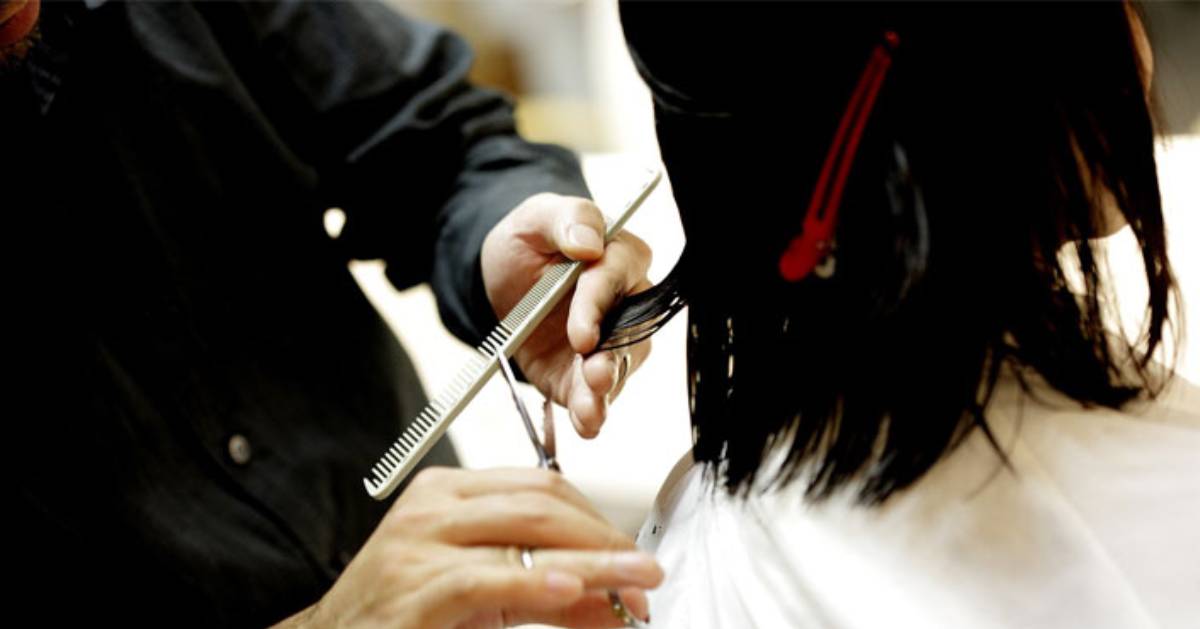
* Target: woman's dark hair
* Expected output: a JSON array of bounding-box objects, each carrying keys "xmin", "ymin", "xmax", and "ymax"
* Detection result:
[{"xmin": 606, "ymin": 2, "xmax": 1177, "ymax": 504}]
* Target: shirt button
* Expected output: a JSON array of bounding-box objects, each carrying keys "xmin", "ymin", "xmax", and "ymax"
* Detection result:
[{"xmin": 227, "ymin": 434, "xmax": 253, "ymax": 465}]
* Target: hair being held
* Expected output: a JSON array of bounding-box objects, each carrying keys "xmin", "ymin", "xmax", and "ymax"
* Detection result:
[{"xmin": 604, "ymin": 2, "xmax": 1178, "ymax": 504}]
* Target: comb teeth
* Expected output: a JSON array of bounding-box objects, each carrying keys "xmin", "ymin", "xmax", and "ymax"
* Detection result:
[
  {"xmin": 499, "ymin": 263, "xmax": 573, "ymax": 331},
  {"xmin": 363, "ymin": 323, "xmax": 517, "ymax": 499},
  {"xmin": 363, "ymin": 265, "xmax": 607, "ymax": 499}
]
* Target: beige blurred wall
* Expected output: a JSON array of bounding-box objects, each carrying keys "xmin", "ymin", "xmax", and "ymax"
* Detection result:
[{"xmin": 384, "ymin": 0, "xmax": 659, "ymax": 156}]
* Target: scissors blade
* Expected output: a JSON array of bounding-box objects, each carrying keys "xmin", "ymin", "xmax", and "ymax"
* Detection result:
[{"xmin": 494, "ymin": 352, "xmax": 553, "ymax": 469}]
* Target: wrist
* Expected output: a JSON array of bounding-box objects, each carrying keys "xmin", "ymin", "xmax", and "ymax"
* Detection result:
[{"xmin": 270, "ymin": 600, "xmax": 324, "ymax": 629}]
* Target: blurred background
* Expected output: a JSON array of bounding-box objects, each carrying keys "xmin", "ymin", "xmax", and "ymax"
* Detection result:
[{"xmin": 344, "ymin": 0, "xmax": 1200, "ymax": 537}]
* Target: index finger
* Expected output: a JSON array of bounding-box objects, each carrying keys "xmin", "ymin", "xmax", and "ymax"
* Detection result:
[
  {"xmin": 450, "ymin": 467, "xmax": 606, "ymax": 522},
  {"xmin": 567, "ymin": 231, "xmax": 653, "ymax": 354}
]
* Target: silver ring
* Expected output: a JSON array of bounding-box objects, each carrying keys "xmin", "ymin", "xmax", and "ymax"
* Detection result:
[{"xmin": 520, "ymin": 547, "xmax": 535, "ymax": 571}]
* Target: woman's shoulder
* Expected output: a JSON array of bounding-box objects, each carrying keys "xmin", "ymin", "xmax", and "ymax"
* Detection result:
[{"xmin": 638, "ymin": 373, "xmax": 1200, "ymax": 628}]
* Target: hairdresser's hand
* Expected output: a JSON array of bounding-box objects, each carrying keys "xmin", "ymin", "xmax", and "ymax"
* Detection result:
[
  {"xmin": 274, "ymin": 467, "xmax": 661, "ymax": 629},
  {"xmin": 481, "ymin": 193, "xmax": 653, "ymax": 438}
]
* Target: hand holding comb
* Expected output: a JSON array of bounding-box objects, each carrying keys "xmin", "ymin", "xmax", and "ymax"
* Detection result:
[{"xmin": 364, "ymin": 169, "xmax": 663, "ymax": 500}]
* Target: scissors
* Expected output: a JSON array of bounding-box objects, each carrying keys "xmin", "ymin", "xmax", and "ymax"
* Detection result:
[{"xmin": 495, "ymin": 354, "xmax": 645, "ymax": 627}]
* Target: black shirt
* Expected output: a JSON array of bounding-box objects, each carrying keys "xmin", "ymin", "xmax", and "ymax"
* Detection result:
[{"xmin": 4, "ymin": 1, "xmax": 588, "ymax": 625}]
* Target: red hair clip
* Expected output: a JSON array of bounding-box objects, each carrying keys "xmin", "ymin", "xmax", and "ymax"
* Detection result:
[{"xmin": 779, "ymin": 31, "xmax": 900, "ymax": 282}]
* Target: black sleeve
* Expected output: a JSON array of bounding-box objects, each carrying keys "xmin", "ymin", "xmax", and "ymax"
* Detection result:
[{"xmin": 206, "ymin": 0, "xmax": 591, "ymax": 344}]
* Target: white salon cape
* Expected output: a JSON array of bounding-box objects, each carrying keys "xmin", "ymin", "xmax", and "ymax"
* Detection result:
[{"xmin": 637, "ymin": 371, "xmax": 1200, "ymax": 628}]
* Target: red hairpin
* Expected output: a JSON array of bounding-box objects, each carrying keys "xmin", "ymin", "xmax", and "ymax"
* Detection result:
[{"xmin": 779, "ymin": 31, "xmax": 900, "ymax": 282}]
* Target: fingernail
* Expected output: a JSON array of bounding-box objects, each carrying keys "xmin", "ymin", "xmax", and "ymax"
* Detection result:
[
  {"xmin": 618, "ymin": 587, "xmax": 651, "ymax": 624},
  {"xmin": 544, "ymin": 570, "xmax": 582, "ymax": 596},
  {"xmin": 568, "ymin": 223, "xmax": 603, "ymax": 251},
  {"xmin": 612, "ymin": 552, "xmax": 657, "ymax": 582}
]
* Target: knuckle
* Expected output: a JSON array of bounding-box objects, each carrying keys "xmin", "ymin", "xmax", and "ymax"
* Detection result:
[
  {"xmin": 411, "ymin": 466, "xmax": 450, "ymax": 489},
  {"xmin": 606, "ymin": 529, "xmax": 635, "ymax": 551},
  {"xmin": 388, "ymin": 503, "xmax": 440, "ymax": 533},
  {"xmin": 628, "ymin": 238, "xmax": 653, "ymax": 270},
  {"xmin": 522, "ymin": 509, "xmax": 556, "ymax": 534},
  {"xmin": 572, "ymin": 198, "xmax": 605, "ymax": 221},
  {"xmin": 624, "ymin": 231, "xmax": 652, "ymax": 258},
  {"xmin": 606, "ymin": 234, "xmax": 652, "ymax": 277},
  {"xmin": 536, "ymin": 469, "xmax": 569, "ymax": 495},
  {"xmin": 527, "ymin": 191, "xmax": 560, "ymax": 208},
  {"xmin": 512, "ymin": 495, "xmax": 557, "ymax": 530}
]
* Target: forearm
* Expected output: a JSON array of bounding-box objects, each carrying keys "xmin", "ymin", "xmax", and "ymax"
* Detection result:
[{"xmin": 201, "ymin": 0, "xmax": 592, "ymax": 345}]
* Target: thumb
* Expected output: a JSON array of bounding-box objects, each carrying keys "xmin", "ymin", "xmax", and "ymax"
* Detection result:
[{"xmin": 519, "ymin": 194, "xmax": 607, "ymax": 261}]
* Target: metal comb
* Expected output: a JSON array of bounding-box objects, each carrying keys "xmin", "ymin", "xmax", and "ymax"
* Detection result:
[{"xmin": 364, "ymin": 168, "xmax": 662, "ymax": 500}]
